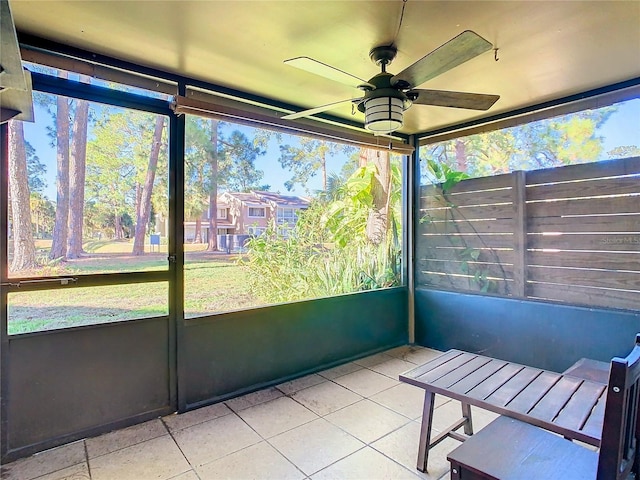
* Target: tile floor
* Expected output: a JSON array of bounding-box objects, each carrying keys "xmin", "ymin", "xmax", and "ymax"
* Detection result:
[{"xmin": 1, "ymin": 346, "xmax": 499, "ymax": 480}]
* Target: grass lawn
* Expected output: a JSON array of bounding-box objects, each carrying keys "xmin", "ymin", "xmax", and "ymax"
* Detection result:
[{"xmin": 7, "ymin": 240, "xmax": 265, "ymax": 334}]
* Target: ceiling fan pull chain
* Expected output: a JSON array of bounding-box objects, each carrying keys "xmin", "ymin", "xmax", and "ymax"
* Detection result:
[{"xmin": 494, "ymin": 48, "xmax": 500, "ymax": 61}]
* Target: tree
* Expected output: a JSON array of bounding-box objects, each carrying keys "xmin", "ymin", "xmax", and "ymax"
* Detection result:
[
  {"xmin": 49, "ymin": 72, "xmax": 71, "ymax": 260},
  {"xmin": 278, "ymin": 138, "xmax": 350, "ymax": 192},
  {"xmin": 67, "ymin": 93, "xmax": 90, "ymax": 258},
  {"xmin": 608, "ymin": 145, "xmax": 640, "ymax": 158},
  {"xmin": 421, "ymin": 108, "xmax": 616, "ymax": 179},
  {"xmin": 8, "ymin": 120, "xmax": 37, "ymax": 271},
  {"xmin": 224, "ymin": 130, "xmax": 266, "ymax": 192},
  {"xmin": 207, "ymin": 119, "xmax": 220, "ymax": 251},
  {"xmin": 132, "ymin": 115, "xmax": 165, "ymax": 255}
]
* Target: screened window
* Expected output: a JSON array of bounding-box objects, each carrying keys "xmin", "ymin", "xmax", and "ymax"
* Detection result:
[
  {"xmin": 183, "ymin": 113, "xmax": 405, "ymax": 318},
  {"xmin": 416, "ymin": 98, "xmax": 640, "ymax": 312}
]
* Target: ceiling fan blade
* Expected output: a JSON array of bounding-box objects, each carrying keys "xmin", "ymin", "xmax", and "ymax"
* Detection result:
[
  {"xmin": 410, "ymin": 89, "xmax": 500, "ymax": 110},
  {"xmin": 391, "ymin": 30, "xmax": 493, "ymax": 89},
  {"xmin": 282, "ymin": 97, "xmax": 364, "ymax": 120},
  {"xmin": 284, "ymin": 56, "xmax": 370, "ymax": 89}
]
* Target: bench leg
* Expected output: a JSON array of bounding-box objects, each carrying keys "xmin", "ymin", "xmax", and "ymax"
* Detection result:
[
  {"xmin": 417, "ymin": 390, "xmax": 435, "ymax": 473},
  {"xmin": 461, "ymin": 402, "xmax": 474, "ymax": 435}
]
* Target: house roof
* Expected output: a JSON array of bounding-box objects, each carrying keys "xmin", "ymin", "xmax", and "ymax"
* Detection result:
[
  {"xmin": 222, "ymin": 191, "xmax": 310, "ymax": 208},
  {"xmin": 11, "ymin": 1, "xmax": 640, "ymax": 136}
]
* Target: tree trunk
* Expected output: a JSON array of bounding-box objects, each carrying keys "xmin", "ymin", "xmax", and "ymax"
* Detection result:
[
  {"xmin": 363, "ymin": 148, "xmax": 391, "ymax": 245},
  {"xmin": 8, "ymin": 121, "xmax": 37, "ymax": 272},
  {"xmin": 114, "ymin": 210, "xmax": 121, "ymax": 239},
  {"xmin": 49, "ymin": 79, "xmax": 70, "ymax": 260},
  {"xmin": 207, "ymin": 119, "xmax": 219, "ymax": 252},
  {"xmin": 67, "ymin": 92, "xmax": 90, "ymax": 259},
  {"xmin": 133, "ymin": 115, "xmax": 164, "ymax": 255},
  {"xmin": 194, "ymin": 217, "xmax": 202, "ymax": 244},
  {"xmin": 455, "ymin": 139, "xmax": 468, "ymax": 172}
]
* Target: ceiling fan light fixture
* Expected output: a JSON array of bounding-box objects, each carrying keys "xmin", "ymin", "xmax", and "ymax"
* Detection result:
[{"xmin": 364, "ymin": 96, "xmax": 404, "ymax": 133}]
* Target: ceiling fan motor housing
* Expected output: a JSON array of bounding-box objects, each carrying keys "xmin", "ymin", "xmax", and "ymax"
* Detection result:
[{"xmin": 358, "ymin": 72, "xmax": 412, "ymax": 133}]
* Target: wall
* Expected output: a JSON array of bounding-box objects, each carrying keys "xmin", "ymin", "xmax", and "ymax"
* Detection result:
[
  {"xmin": 182, "ymin": 287, "xmax": 408, "ymax": 409},
  {"xmin": 415, "ymin": 288, "xmax": 640, "ymax": 373}
]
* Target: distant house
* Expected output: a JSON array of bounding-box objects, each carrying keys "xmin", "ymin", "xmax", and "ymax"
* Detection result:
[{"xmin": 183, "ymin": 191, "xmax": 310, "ymax": 245}]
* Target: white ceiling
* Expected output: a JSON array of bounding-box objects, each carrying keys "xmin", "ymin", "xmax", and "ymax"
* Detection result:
[{"xmin": 10, "ymin": 0, "xmax": 640, "ymax": 135}]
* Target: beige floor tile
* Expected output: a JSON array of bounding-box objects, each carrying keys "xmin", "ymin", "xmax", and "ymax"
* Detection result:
[
  {"xmin": 237, "ymin": 396, "xmax": 319, "ymax": 438},
  {"xmin": 37, "ymin": 462, "xmax": 90, "ymax": 480},
  {"xmin": 369, "ymin": 383, "xmax": 427, "ymax": 419},
  {"xmin": 431, "ymin": 400, "xmax": 471, "ymax": 434},
  {"xmin": 402, "ymin": 348, "xmax": 443, "ymax": 366},
  {"xmin": 167, "ymin": 471, "xmax": 200, "ymax": 480},
  {"xmin": 173, "ymin": 412, "xmax": 261, "ymax": 467},
  {"xmin": 383, "ymin": 345, "xmax": 415, "ymax": 358},
  {"xmin": 353, "ymin": 352, "xmax": 394, "ymax": 368},
  {"xmin": 291, "ymin": 381, "xmax": 362, "ymax": 416},
  {"xmin": 372, "ymin": 421, "xmax": 458, "ymax": 480},
  {"xmin": 197, "ymin": 441, "xmax": 304, "ymax": 480},
  {"xmin": 269, "ymin": 418, "xmax": 365, "ymax": 476},
  {"xmin": 225, "ymin": 387, "xmax": 284, "ymax": 412},
  {"xmin": 90, "ymin": 435, "xmax": 190, "ymax": 480},
  {"xmin": 86, "ymin": 419, "xmax": 167, "ymax": 459},
  {"xmin": 324, "ymin": 399, "xmax": 411, "ymax": 444},
  {"xmin": 317, "ymin": 362, "xmax": 363, "ymax": 380},
  {"xmin": 333, "ymin": 368, "xmax": 399, "ymax": 397},
  {"xmin": 277, "ymin": 374, "xmax": 327, "ymax": 395},
  {"xmin": 371, "ymin": 358, "xmax": 419, "ymax": 379},
  {"xmin": 311, "ymin": 446, "xmax": 420, "ymax": 480},
  {"xmin": 0, "ymin": 441, "xmax": 86, "ymax": 480},
  {"xmin": 163, "ymin": 402, "xmax": 232, "ymax": 433}
]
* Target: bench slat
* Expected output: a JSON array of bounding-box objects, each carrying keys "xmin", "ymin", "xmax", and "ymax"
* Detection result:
[
  {"xmin": 505, "ymin": 371, "xmax": 561, "ymax": 414},
  {"xmin": 447, "ymin": 359, "xmax": 509, "ymax": 395},
  {"xmin": 554, "ymin": 381, "xmax": 607, "ymax": 431},
  {"xmin": 431, "ymin": 356, "xmax": 494, "ymax": 389},
  {"xmin": 529, "ymin": 376, "xmax": 584, "ymax": 421},
  {"xmin": 486, "ymin": 367, "xmax": 543, "ymax": 407},
  {"xmin": 466, "ymin": 364, "xmax": 524, "ymax": 400}
]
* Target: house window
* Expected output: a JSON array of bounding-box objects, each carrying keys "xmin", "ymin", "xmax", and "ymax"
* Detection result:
[
  {"xmin": 217, "ymin": 208, "xmax": 226, "ymax": 219},
  {"xmin": 277, "ymin": 207, "xmax": 298, "ymax": 225},
  {"xmin": 248, "ymin": 226, "xmax": 266, "ymax": 236},
  {"xmin": 248, "ymin": 207, "xmax": 266, "ymax": 218}
]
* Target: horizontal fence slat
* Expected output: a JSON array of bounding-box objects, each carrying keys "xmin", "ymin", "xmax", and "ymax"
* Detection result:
[
  {"xmin": 417, "ymin": 271, "xmax": 512, "ymax": 295},
  {"xmin": 528, "ymin": 266, "xmax": 640, "ymax": 291},
  {"xmin": 528, "ymin": 214, "xmax": 640, "ymax": 234},
  {"xmin": 528, "ymin": 233, "xmax": 640, "ymax": 252},
  {"xmin": 419, "ymin": 218, "xmax": 514, "ymax": 235},
  {"xmin": 419, "ymin": 259, "xmax": 515, "ymax": 280},
  {"xmin": 418, "ymin": 246, "xmax": 515, "ymax": 265},
  {"xmin": 421, "ymin": 234, "xmax": 515, "ymax": 249},
  {"xmin": 526, "ymin": 156, "xmax": 640, "ymax": 185},
  {"xmin": 527, "ymin": 282, "xmax": 640, "ymax": 311},
  {"xmin": 421, "ymin": 173, "xmax": 513, "ymax": 194},
  {"xmin": 528, "ymin": 250, "xmax": 640, "ymax": 270},
  {"xmin": 527, "ymin": 195, "xmax": 640, "ymax": 217},
  {"xmin": 419, "ymin": 203, "xmax": 515, "ymax": 221},
  {"xmin": 527, "ymin": 176, "xmax": 640, "ymax": 201},
  {"xmin": 421, "ymin": 188, "xmax": 514, "ymax": 207}
]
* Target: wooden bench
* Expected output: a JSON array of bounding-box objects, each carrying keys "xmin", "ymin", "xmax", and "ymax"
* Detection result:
[
  {"xmin": 447, "ymin": 334, "xmax": 640, "ymax": 480},
  {"xmin": 399, "ymin": 350, "xmax": 607, "ymax": 472}
]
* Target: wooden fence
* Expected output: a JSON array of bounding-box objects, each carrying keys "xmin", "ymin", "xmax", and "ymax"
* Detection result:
[{"xmin": 416, "ymin": 156, "xmax": 640, "ymax": 311}]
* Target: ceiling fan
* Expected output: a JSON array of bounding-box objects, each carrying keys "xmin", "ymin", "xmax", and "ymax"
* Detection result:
[{"xmin": 282, "ymin": 30, "xmax": 499, "ymax": 135}]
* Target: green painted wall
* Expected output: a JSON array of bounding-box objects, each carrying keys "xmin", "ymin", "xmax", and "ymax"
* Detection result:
[{"xmin": 182, "ymin": 287, "xmax": 408, "ymax": 408}]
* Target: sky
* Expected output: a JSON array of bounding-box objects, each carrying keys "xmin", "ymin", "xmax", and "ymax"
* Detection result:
[{"xmin": 20, "ymin": 97, "xmax": 640, "ymax": 203}]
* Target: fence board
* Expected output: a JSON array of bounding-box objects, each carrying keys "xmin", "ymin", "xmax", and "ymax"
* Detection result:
[
  {"xmin": 421, "ymin": 173, "xmax": 512, "ymax": 195},
  {"xmin": 419, "ymin": 203, "xmax": 514, "ymax": 221},
  {"xmin": 527, "ymin": 195, "xmax": 640, "ymax": 217},
  {"xmin": 528, "ymin": 214, "xmax": 640, "ymax": 234},
  {"xmin": 528, "ymin": 266, "xmax": 640, "ymax": 291},
  {"xmin": 421, "ymin": 188, "xmax": 514, "ymax": 207},
  {"xmin": 417, "ymin": 271, "xmax": 512, "ymax": 295},
  {"xmin": 527, "ymin": 233, "xmax": 640, "ymax": 252},
  {"xmin": 420, "ymin": 259, "xmax": 515, "ymax": 280},
  {"xmin": 418, "ymin": 245, "xmax": 515, "ymax": 265},
  {"xmin": 527, "ymin": 156, "xmax": 640, "ymax": 185},
  {"xmin": 528, "ymin": 250, "xmax": 640, "ymax": 271},
  {"xmin": 527, "ymin": 282, "xmax": 640, "ymax": 311},
  {"xmin": 419, "ymin": 218, "xmax": 514, "ymax": 235},
  {"xmin": 527, "ymin": 176, "xmax": 640, "ymax": 201},
  {"xmin": 421, "ymin": 234, "xmax": 514, "ymax": 249}
]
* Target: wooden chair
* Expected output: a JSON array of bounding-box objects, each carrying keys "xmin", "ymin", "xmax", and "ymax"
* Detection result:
[{"xmin": 447, "ymin": 334, "xmax": 640, "ymax": 480}]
